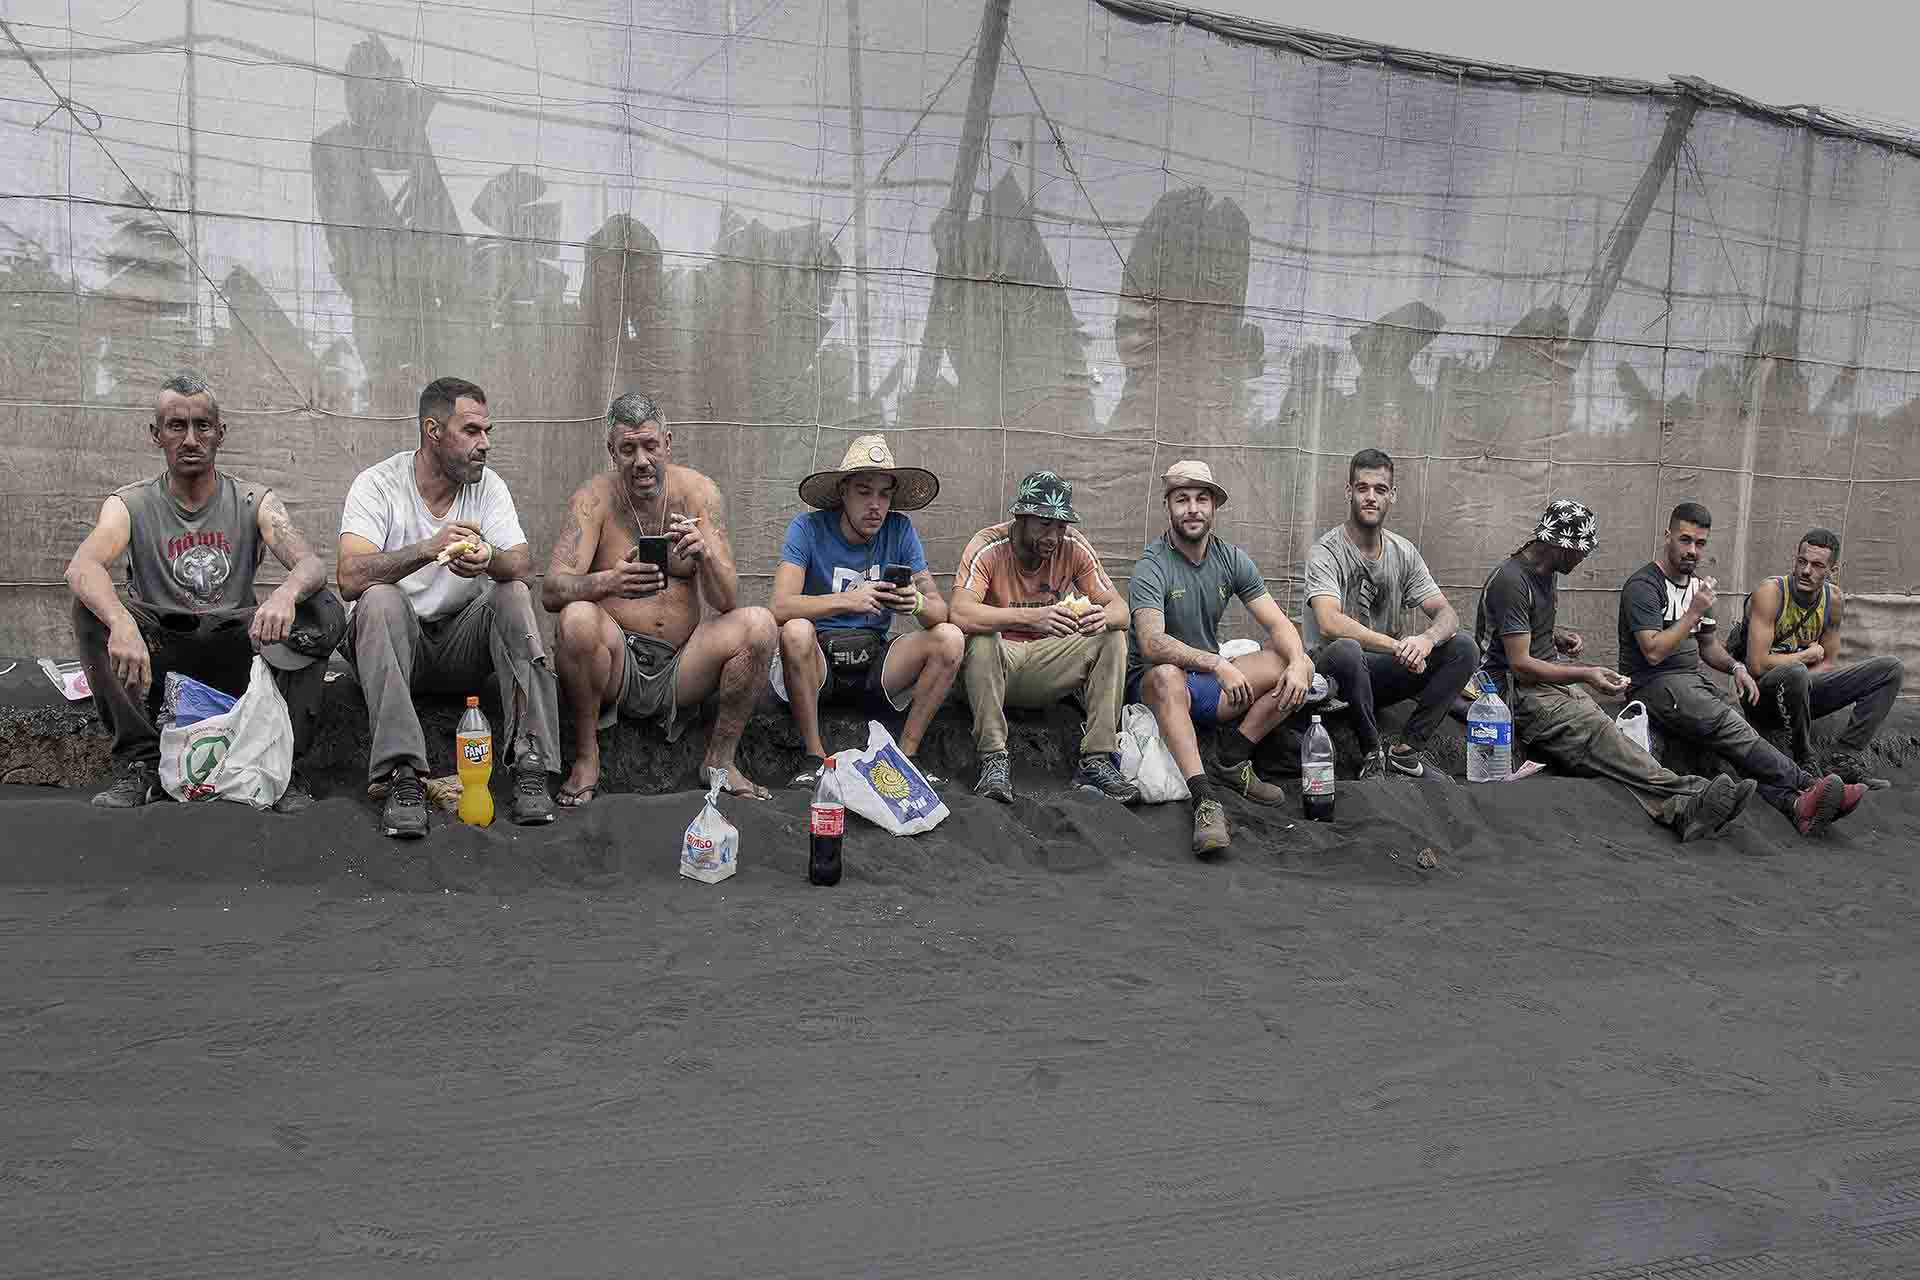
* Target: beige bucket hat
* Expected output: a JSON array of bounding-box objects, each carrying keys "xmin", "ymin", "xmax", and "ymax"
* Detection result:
[
  {"xmin": 798, "ymin": 434, "xmax": 940, "ymax": 512},
  {"xmin": 1161, "ymin": 459, "xmax": 1229, "ymax": 507}
]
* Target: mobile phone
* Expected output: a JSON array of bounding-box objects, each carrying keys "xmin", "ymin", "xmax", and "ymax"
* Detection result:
[
  {"xmin": 882, "ymin": 563, "xmax": 915, "ymax": 589},
  {"xmin": 628, "ymin": 535, "xmax": 674, "ymax": 568}
]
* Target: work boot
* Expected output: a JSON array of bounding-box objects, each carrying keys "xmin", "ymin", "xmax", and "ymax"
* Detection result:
[
  {"xmin": 381, "ymin": 766, "xmax": 429, "ymax": 840},
  {"xmin": 1192, "ymin": 798, "xmax": 1230, "ymax": 855},
  {"xmin": 92, "ymin": 759, "xmax": 161, "ymax": 809},
  {"xmin": 1828, "ymin": 752, "xmax": 1891, "ymax": 792},
  {"xmin": 974, "ymin": 751, "xmax": 1013, "ymax": 804},
  {"xmin": 1792, "ymin": 773, "xmax": 1845, "ymax": 837},
  {"xmin": 1072, "ymin": 753, "xmax": 1141, "ymax": 803},
  {"xmin": 510, "ymin": 745, "xmax": 555, "ymax": 825},
  {"xmin": 1206, "ymin": 758, "xmax": 1287, "ymax": 806},
  {"xmin": 1356, "ymin": 748, "xmax": 1387, "ymax": 781},
  {"xmin": 273, "ymin": 768, "xmax": 315, "ymax": 815},
  {"xmin": 1677, "ymin": 775, "xmax": 1756, "ymax": 843}
]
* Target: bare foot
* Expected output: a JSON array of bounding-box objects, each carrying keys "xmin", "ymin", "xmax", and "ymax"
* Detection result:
[{"xmin": 718, "ymin": 764, "xmax": 770, "ymax": 801}]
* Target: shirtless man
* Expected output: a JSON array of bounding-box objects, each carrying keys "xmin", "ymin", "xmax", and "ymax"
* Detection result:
[{"xmin": 544, "ymin": 394, "xmax": 776, "ymax": 804}]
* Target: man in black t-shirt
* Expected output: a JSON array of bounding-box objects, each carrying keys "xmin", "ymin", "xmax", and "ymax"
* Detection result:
[
  {"xmin": 1476, "ymin": 498, "xmax": 1749, "ymax": 842},
  {"xmin": 1618, "ymin": 502, "xmax": 1862, "ymax": 838}
]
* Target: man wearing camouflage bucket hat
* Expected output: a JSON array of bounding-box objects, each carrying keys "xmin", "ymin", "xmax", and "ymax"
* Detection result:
[
  {"xmin": 1474, "ymin": 498, "xmax": 1754, "ymax": 842},
  {"xmin": 951, "ymin": 471, "xmax": 1139, "ymax": 804}
]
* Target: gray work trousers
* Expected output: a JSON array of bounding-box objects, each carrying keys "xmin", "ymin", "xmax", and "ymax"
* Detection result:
[
  {"xmin": 1635, "ymin": 669, "xmax": 1811, "ymax": 816},
  {"xmin": 1749, "ymin": 656, "xmax": 1905, "ymax": 764},
  {"xmin": 345, "ymin": 580, "xmax": 559, "ymax": 782},
  {"xmin": 1511, "ymin": 681, "xmax": 1711, "ymax": 830}
]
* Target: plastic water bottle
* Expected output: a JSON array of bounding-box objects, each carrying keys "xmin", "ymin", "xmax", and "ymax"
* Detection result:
[
  {"xmin": 1466, "ymin": 671, "xmax": 1512, "ymax": 783},
  {"xmin": 1301, "ymin": 714, "xmax": 1336, "ymax": 821},
  {"xmin": 809, "ymin": 756, "xmax": 845, "ymax": 886},
  {"xmin": 455, "ymin": 695, "xmax": 494, "ymax": 827}
]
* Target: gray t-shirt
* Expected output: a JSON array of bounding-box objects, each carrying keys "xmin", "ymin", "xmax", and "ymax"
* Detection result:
[
  {"xmin": 1618, "ymin": 561, "xmax": 1716, "ymax": 688},
  {"xmin": 116, "ymin": 472, "xmax": 265, "ymax": 613},
  {"xmin": 1301, "ymin": 526, "xmax": 1442, "ymax": 650},
  {"xmin": 1126, "ymin": 533, "xmax": 1270, "ymax": 684}
]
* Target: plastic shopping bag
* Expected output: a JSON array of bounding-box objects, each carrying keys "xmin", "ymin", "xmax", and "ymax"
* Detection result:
[
  {"xmin": 832, "ymin": 720, "xmax": 949, "ymax": 836},
  {"xmin": 1118, "ymin": 703, "xmax": 1190, "ymax": 804},
  {"xmin": 1614, "ymin": 700, "xmax": 1654, "ymax": 758},
  {"xmin": 158, "ymin": 656, "xmax": 293, "ymax": 808},
  {"xmin": 680, "ymin": 768, "xmax": 740, "ymax": 883},
  {"xmin": 160, "ymin": 671, "xmax": 237, "ymax": 729}
]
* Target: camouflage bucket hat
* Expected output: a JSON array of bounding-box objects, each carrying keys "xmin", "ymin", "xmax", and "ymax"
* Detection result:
[
  {"xmin": 1007, "ymin": 470, "xmax": 1080, "ymax": 524},
  {"xmin": 1533, "ymin": 498, "xmax": 1599, "ymax": 552}
]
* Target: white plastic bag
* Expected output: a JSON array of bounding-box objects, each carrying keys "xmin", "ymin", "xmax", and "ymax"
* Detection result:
[
  {"xmin": 159, "ymin": 656, "xmax": 293, "ymax": 808},
  {"xmin": 1118, "ymin": 703, "xmax": 1191, "ymax": 804},
  {"xmin": 681, "ymin": 768, "xmax": 739, "ymax": 883},
  {"xmin": 832, "ymin": 720, "xmax": 949, "ymax": 836},
  {"xmin": 1614, "ymin": 700, "xmax": 1653, "ymax": 758}
]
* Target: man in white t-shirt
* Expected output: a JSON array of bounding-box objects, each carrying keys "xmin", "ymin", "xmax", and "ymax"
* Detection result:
[{"xmin": 337, "ymin": 377, "xmax": 560, "ymax": 838}]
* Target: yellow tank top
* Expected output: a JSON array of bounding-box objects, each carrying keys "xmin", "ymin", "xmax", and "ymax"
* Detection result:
[{"xmin": 1762, "ymin": 575, "xmax": 1831, "ymax": 654}]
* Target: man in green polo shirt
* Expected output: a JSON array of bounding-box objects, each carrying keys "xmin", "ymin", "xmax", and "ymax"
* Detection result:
[{"xmin": 1128, "ymin": 460, "xmax": 1316, "ymax": 856}]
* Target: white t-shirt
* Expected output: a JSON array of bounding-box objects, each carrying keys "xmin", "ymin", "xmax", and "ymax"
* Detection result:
[{"xmin": 339, "ymin": 451, "xmax": 528, "ymax": 621}]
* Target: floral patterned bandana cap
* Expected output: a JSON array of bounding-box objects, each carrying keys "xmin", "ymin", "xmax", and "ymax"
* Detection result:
[
  {"xmin": 1534, "ymin": 498, "xmax": 1599, "ymax": 552},
  {"xmin": 1008, "ymin": 470, "xmax": 1080, "ymax": 524}
]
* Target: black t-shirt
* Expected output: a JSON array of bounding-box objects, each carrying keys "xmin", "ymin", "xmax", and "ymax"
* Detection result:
[
  {"xmin": 1476, "ymin": 555, "xmax": 1557, "ymax": 683},
  {"xmin": 1617, "ymin": 561, "xmax": 1715, "ymax": 686}
]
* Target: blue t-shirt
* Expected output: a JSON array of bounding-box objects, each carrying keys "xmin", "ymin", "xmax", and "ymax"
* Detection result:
[{"xmin": 779, "ymin": 510, "xmax": 928, "ymax": 633}]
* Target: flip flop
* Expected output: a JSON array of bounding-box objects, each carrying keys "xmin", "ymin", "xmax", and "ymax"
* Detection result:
[
  {"xmin": 556, "ymin": 784, "xmax": 597, "ymax": 808},
  {"xmin": 721, "ymin": 777, "xmax": 772, "ymax": 801}
]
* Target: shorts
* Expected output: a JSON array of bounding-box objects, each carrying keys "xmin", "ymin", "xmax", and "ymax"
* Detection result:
[
  {"xmin": 772, "ymin": 631, "xmax": 913, "ymax": 711},
  {"xmin": 602, "ymin": 631, "xmax": 689, "ymax": 740},
  {"xmin": 1124, "ymin": 668, "xmax": 1225, "ymax": 725}
]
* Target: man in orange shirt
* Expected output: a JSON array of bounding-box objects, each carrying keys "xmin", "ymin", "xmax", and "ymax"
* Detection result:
[{"xmin": 952, "ymin": 471, "xmax": 1139, "ymax": 804}]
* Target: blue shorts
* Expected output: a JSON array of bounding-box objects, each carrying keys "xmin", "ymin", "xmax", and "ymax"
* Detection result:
[{"xmin": 1126, "ymin": 669, "xmax": 1226, "ymax": 725}]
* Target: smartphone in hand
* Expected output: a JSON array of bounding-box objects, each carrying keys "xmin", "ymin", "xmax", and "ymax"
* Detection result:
[
  {"xmin": 628, "ymin": 535, "xmax": 674, "ymax": 568},
  {"xmin": 882, "ymin": 563, "xmax": 915, "ymax": 589}
]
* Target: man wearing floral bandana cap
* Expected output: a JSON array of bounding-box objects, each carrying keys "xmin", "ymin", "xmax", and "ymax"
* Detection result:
[
  {"xmin": 952, "ymin": 471, "xmax": 1138, "ymax": 804},
  {"xmin": 1474, "ymin": 498, "xmax": 1755, "ymax": 842}
]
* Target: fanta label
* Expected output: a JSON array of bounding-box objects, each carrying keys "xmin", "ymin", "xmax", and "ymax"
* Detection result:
[{"xmin": 460, "ymin": 735, "xmax": 491, "ymax": 765}]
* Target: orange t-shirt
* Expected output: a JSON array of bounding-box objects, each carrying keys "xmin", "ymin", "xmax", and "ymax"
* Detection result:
[{"xmin": 957, "ymin": 521, "xmax": 1114, "ymax": 642}]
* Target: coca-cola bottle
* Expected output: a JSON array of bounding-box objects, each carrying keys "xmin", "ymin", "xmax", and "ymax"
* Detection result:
[{"xmin": 809, "ymin": 756, "xmax": 845, "ymax": 886}]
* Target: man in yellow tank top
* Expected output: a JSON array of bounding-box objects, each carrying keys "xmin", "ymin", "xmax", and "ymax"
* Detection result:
[{"xmin": 1739, "ymin": 529, "xmax": 1904, "ymax": 789}]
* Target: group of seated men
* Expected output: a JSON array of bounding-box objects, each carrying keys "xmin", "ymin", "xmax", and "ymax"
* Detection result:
[{"xmin": 67, "ymin": 372, "xmax": 1901, "ymax": 856}]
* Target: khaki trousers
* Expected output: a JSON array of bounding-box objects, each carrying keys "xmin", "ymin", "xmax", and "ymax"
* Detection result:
[
  {"xmin": 1511, "ymin": 681, "xmax": 1709, "ymax": 829},
  {"xmin": 964, "ymin": 630, "xmax": 1127, "ymax": 757}
]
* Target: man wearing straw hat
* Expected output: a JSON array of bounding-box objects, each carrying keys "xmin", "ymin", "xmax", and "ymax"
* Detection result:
[
  {"xmin": 951, "ymin": 470, "xmax": 1140, "ymax": 805},
  {"xmin": 770, "ymin": 434, "xmax": 966, "ymax": 787},
  {"xmin": 1128, "ymin": 460, "xmax": 1317, "ymax": 855}
]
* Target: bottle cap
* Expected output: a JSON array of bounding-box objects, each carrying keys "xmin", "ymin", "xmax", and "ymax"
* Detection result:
[
  {"xmin": 1311, "ymin": 714, "xmax": 1321, "ymax": 723},
  {"xmin": 822, "ymin": 755, "xmax": 835, "ymax": 767},
  {"xmin": 465, "ymin": 695, "xmax": 479, "ymax": 706}
]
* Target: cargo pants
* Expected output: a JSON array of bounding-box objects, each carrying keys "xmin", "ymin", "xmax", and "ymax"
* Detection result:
[
  {"xmin": 963, "ymin": 629, "xmax": 1127, "ymax": 758},
  {"xmin": 1510, "ymin": 681, "xmax": 1712, "ymax": 830}
]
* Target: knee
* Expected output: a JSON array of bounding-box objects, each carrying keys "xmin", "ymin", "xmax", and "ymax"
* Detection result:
[
  {"xmin": 931, "ymin": 622, "xmax": 965, "ymax": 669},
  {"xmin": 1438, "ymin": 633, "xmax": 1479, "ymax": 667},
  {"xmin": 738, "ymin": 606, "xmax": 777, "ymax": 656},
  {"xmin": 1777, "ymin": 661, "xmax": 1810, "ymax": 686},
  {"xmin": 1872, "ymin": 655, "xmax": 1905, "ymax": 691},
  {"xmin": 556, "ymin": 601, "xmax": 604, "ymax": 654},
  {"xmin": 353, "ymin": 583, "xmax": 408, "ymax": 631},
  {"xmin": 1142, "ymin": 663, "xmax": 1187, "ymax": 707},
  {"xmin": 964, "ymin": 631, "xmax": 998, "ymax": 662},
  {"xmin": 1319, "ymin": 637, "xmax": 1363, "ymax": 673},
  {"xmin": 779, "ymin": 616, "xmax": 816, "ymax": 661}
]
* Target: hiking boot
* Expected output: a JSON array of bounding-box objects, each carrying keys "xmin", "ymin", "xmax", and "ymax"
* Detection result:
[
  {"xmin": 1072, "ymin": 753, "xmax": 1141, "ymax": 804},
  {"xmin": 382, "ymin": 767, "xmax": 429, "ymax": 839},
  {"xmin": 273, "ymin": 768, "xmax": 315, "ymax": 815},
  {"xmin": 510, "ymin": 746, "xmax": 555, "ymax": 825},
  {"xmin": 1678, "ymin": 775, "xmax": 1756, "ymax": 843},
  {"xmin": 1792, "ymin": 773, "xmax": 1844, "ymax": 837},
  {"xmin": 1356, "ymin": 748, "xmax": 1387, "ymax": 781},
  {"xmin": 92, "ymin": 760, "xmax": 161, "ymax": 809},
  {"xmin": 1828, "ymin": 752, "xmax": 1891, "ymax": 791},
  {"xmin": 788, "ymin": 755, "xmax": 827, "ymax": 790},
  {"xmin": 1207, "ymin": 758, "xmax": 1287, "ymax": 806},
  {"xmin": 1386, "ymin": 743, "xmax": 1432, "ymax": 778},
  {"xmin": 973, "ymin": 751, "xmax": 1013, "ymax": 804},
  {"xmin": 1192, "ymin": 798, "xmax": 1230, "ymax": 855}
]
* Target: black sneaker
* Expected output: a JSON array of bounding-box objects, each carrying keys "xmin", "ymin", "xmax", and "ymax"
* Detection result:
[
  {"xmin": 1829, "ymin": 752, "xmax": 1892, "ymax": 791},
  {"xmin": 273, "ymin": 768, "xmax": 315, "ymax": 815},
  {"xmin": 974, "ymin": 751, "xmax": 1014, "ymax": 803},
  {"xmin": 1072, "ymin": 753, "xmax": 1141, "ymax": 803},
  {"xmin": 92, "ymin": 760, "xmax": 161, "ymax": 809},
  {"xmin": 1386, "ymin": 743, "xmax": 1431, "ymax": 779},
  {"xmin": 510, "ymin": 746, "xmax": 556, "ymax": 825},
  {"xmin": 788, "ymin": 755, "xmax": 828, "ymax": 790},
  {"xmin": 382, "ymin": 767, "xmax": 429, "ymax": 839}
]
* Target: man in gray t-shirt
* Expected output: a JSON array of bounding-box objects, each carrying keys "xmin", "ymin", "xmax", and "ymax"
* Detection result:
[
  {"xmin": 1128, "ymin": 461, "xmax": 1316, "ymax": 857},
  {"xmin": 65, "ymin": 372, "xmax": 343, "ymax": 810},
  {"xmin": 1302, "ymin": 449, "xmax": 1478, "ymax": 778}
]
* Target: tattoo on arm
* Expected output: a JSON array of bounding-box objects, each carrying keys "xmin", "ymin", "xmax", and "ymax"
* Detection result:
[
  {"xmin": 1136, "ymin": 610, "xmax": 1219, "ymax": 672},
  {"xmin": 259, "ymin": 493, "xmax": 324, "ymax": 596}
]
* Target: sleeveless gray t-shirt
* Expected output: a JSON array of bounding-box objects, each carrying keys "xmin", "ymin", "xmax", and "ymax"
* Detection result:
[{"xmin": 116, "ymin": 472, "xmax": 264, "ymax": 612}]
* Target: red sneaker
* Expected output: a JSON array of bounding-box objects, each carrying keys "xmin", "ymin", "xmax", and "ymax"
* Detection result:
[
  {"xmin": 1836, "ymin": 780, "xmax": 1868, "ymax": 820},
  {"xmin": 1792, "ymin": 774, "xmax": 1843, "ymax": 837}
]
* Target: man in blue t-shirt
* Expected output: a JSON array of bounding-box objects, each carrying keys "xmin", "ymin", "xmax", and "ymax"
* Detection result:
[{"xmin": 770, "ymin": 435, "xmax": 965, "ymax": 787}]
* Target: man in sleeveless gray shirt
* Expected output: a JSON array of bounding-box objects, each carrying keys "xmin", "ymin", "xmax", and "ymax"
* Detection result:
[{"xmin": 65, "ymin": 372, "xmax": 344, "ymax": 810}]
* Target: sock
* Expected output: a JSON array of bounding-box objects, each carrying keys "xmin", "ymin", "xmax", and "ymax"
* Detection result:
[
  {"xmin": 1187, "ymin": 775, "xmax": 1214, "ymax": 810},
  {"xmin": 1218, "ymin": 729, "xmax": 1256, "ymax": 766}
]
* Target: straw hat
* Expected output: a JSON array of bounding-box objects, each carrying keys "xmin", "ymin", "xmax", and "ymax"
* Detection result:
[
  {"xmin": 1161, "ymin": 459, "xmax": 1228, "ymax": 507},
  {"xmin": 798, "ymin": 434, "xmax": 940, "ymax": 512}
]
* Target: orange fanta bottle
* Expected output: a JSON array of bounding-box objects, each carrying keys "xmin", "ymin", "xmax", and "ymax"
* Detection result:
[{"xmin": 455, "ymin": 696, "xmax": 494, "ymax": 827}]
